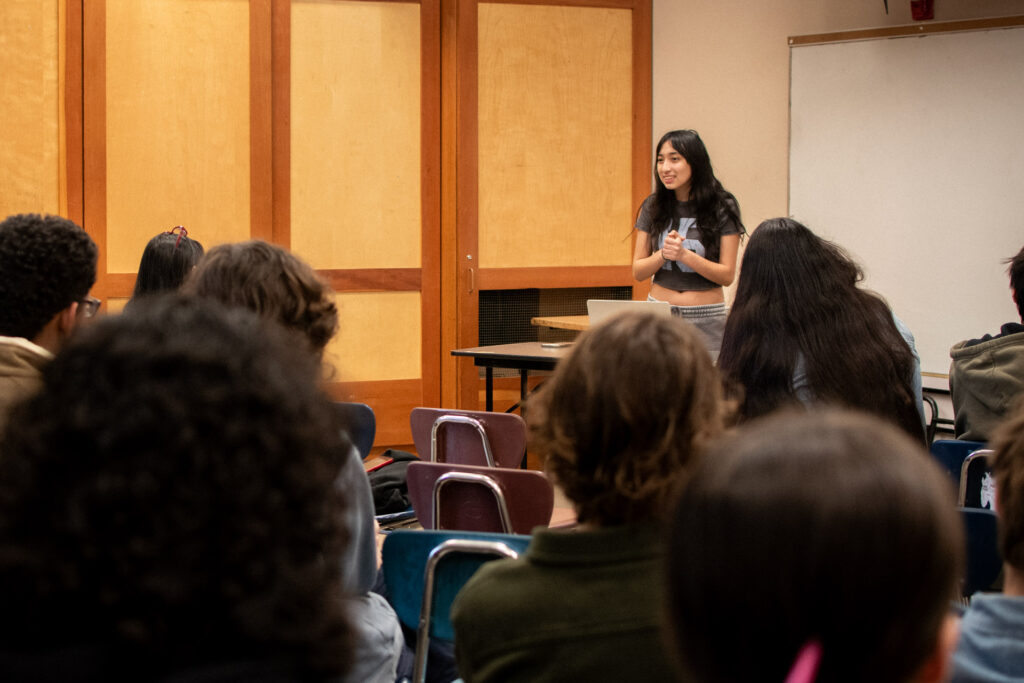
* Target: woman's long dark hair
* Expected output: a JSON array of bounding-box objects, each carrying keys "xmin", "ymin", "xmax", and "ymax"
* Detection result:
[
  {"xmin": 643, "ymin": 130, "xmax": 744, "ymax": 262},
  {"xmin": 129, "ymin": 229, "xmax": 204, "ymax": 303},
  {"xmin": 718, "ymin": 218, "xmax": 923, "ymax": 441}
]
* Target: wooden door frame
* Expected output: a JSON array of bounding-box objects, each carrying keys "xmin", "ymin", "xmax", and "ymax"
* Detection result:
[
  {"xmin": 66, "ymin": 0, "xmax": 442, "ymax": 444},
  {"xmin": 445, "ymin": 0, "xmax": 652, "ymax": 409}
]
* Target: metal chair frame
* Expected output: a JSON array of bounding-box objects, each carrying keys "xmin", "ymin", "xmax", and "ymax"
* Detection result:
[
  {"xmin": 958, "ymin": 449, "xmax": 995, "ymax": 508},
  {"xmin": 412, "ymin": 539, "xmax": 520, "ymax": 683},
  {"xmin": 430, "ymin": 414, "xmax": 496, "ymax": 467},
  {"xmin": 432, "ymin": 470, "xmax": 514, "ymax": 533}
]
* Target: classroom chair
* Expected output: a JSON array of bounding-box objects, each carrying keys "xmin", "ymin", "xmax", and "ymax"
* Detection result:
[
  {"xmin": 929, "ymin": 439, "xmax": 987, "ymax": 489},
  {"xmin": 333, "ymin": 401, "xmax": 376, "ymax": 460},
  {"xmin": 410, "ymin": 407, "xmax": 527, "ymax": 468},
  {"xmin": 959, "ymin": 449, "xmax": 996, "ymax": 509},
  {"xmin": 406, "ymin": 461, "xmax": 554, "ymax": 534},
  {"xmin": 960, "ymin": 507, "xmax": 1002, "ymax": 599},
  {"xmin": 382, "ymin": 529, "xmax": 531, "ymax": 683}
]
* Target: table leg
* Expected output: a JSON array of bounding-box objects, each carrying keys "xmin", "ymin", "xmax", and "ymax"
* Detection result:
[{"xmin": 485, "ymin": 367, "xmax": 493, "ymax": 412}]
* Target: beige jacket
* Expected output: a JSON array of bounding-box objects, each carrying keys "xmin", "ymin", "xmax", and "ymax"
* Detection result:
[{"xmin": 0, "ymin": 336, "xmax": 53, "ymax": 431}]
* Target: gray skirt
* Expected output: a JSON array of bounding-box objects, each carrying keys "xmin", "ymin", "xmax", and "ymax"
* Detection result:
[{"xmin": 647, "ymin": 295, "xmax": 728, "ymax": 363}]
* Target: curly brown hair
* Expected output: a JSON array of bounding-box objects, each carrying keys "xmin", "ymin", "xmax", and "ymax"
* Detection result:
[
  {"xmin": 0, "ymin": 296, "xmax": 352, "ymax": 678},
  {"xmin": 529, "ymin": 311, "xmax": 725, "ymax": 527},
  {"xmin": 183, "ymin": 240, "xmax": 338, "ymax": 356}
]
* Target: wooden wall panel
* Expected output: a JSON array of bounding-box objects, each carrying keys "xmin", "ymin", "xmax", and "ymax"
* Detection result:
[
  {"xmin": 477, "ymin": 4, "xmax": 633, "ymax": 269},
  {"xmin": 324, "ymin": 291, "xmax": 422, "ymax": 382},
  {"xmin": 289, "ymin": 0, "xmax": 421, "ymax": 270},
  {"xmin": 104, "ymin": 0, "xmax": 251, "ymax": 273},
  {"xmin": 0, "ymin": 0, "xmax": 61, "ymax": 218}
]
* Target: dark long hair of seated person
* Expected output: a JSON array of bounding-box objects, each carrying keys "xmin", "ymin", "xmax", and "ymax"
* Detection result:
[
  {"xmin": 717, "ymin": 217, "xmax": 923, "ymax": 441},
  {"xmin": 0, "ymin": 295, "xmax": 352, "ymax": 682},
  {"xmin": 127, "ymin": 227, "xmax": 204, "ymax": 308}
]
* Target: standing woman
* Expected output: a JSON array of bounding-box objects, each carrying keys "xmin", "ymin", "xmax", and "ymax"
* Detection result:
[{"xmin": 632, "ymin": 130, "xmax": 745, "ymax": 360}]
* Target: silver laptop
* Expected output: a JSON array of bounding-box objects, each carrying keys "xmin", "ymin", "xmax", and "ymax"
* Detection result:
[{"xmin": 586, "ymin": 299, "xmax": 673, "ymax": 326}]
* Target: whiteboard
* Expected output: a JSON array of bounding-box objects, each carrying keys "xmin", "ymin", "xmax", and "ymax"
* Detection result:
[{"xmin": 789, "ymin": 26, "xmax": 1024, "ymax": 378}]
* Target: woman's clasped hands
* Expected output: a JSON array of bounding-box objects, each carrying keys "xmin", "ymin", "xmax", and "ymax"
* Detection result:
[{"xmin": 662, "ymin": 229, "xmax": 684, "ymax": 263}]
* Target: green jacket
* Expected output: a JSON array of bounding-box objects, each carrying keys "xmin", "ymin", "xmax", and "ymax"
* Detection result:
[
  {"xmin": 949, "ymin": 325, "xmax": 1024, "ymax": 442},
  {"xmin": 451, "ymin": 523, "xmax": 677, "ymax": 683}
]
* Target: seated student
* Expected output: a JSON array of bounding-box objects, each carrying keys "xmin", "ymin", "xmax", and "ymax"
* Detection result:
[
  {"xmin": 952, "ymin": 399, "xmax": 1024, "ymax": 681},
  {"xmin": 0, "ymin": 296, "xmax": 352, "ymax": 681},
  {"xmin": 949, "ymin": 245, "xmax": 1024, "ymax": 442},
  {"xmin": 667, "ymin": 409, "xmax": 963, "ymax": 683},
  {"xmin": 451, "ymin": 311, "xmax": 726, "ymax": 683},
  {"xmin": 718, "ymin": 217, "xmax": 925, "ymax": 441},
  {"xmin": 0, "ymin": 213, "xmax": 97, "ymax": 429},
  {"xmin": 184, "ymin": 239, "xmax": 402, "ymax": 683},
  {"xmin": 126, "ymin": 225, "xmax": 204, "ymax": 309}
]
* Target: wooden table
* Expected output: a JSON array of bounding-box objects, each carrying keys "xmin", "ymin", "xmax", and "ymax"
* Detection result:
[
  {"xmin": 530, "ymin": 314, "xmax": 589, "ymax": 331},
  {"xmin": 451, "ymin": 342, "xmax": 573, "ymax": 412}
]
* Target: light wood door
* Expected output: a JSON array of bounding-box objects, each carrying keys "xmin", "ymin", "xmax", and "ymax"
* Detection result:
[
  {"xmin": 444, "ymin": 0, "xmax": 652, "ymax": 409},
  {"xmin": 71, "ymin": 0, "xmax": 441, "ymax": 445}
]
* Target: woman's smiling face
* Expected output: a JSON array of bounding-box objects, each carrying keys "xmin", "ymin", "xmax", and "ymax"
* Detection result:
[{"xmin": 657, "ymin": 140, "xmax": 692, "ymax": 200}]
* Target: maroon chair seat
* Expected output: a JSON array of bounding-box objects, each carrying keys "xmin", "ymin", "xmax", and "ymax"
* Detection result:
[{"xmin": 407, "ymin": 461, "xmax": 554, "ymax": 534}]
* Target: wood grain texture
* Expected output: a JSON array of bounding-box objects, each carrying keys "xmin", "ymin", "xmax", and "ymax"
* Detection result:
[
  {"xmin": 476, "ymin": 3, "xmax": 633, "ymax": 269},
  {"xmin": 0, "ymin": 0, "xmax": 61, "ymax": 217},
  {"xmin": 104, "ymin": 0, "xmax": 252, "ymax": 273},
  {"xmin": 323, "ymin": 291, "xmax": 422, "ymax": 382},
  {"xmin": 325, "ymin": 378, "xmax": 423, "ymax": 446},
  {"xmin": 477, "ymin": 265, "xmax": 634, "ymax": 289},
  {"xmin": 289, "ymin": 0, "xmax": 422, "ymax": 270}
]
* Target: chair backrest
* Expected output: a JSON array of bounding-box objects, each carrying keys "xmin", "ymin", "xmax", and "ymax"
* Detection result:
[
  {"xmin": 333, "ymin": 402, "xmax": 376, "ymax": 460},
  {"xmin": 406, "ymin": 461, "xmax": 554, "ymax": 534},
  {"xmin": 381, "ymin": 529, "xmax": 532, "ymax": 683},
  {"xmin": 959, "ymin": 449, "xmax": 996, "ymax": 509},
  {"xmin": 959, "ymin": 507, "xmax": 1002, "ymax": 598},
  {"xmin": 929, "ymin": 439, "xmax": 986, "ymax": 488},
  {"xmin": 410, "ymin": 407, "xmax": 526, "ymax": 468}
]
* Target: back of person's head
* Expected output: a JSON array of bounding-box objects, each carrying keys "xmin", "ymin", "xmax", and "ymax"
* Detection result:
[
  {"xmin": 529, "ymin": 311, "xmax": 724, "ymax": 527},
  {"xmin": 719, "ymin": 217, "xmax": 922, "ymax": 441},
  {"xmin": 667, "ymin": 409, "xmax": 962, "ymax": 683},
  {"xmin": 129, "ymin": 226, "xmax": 204, "ymax": 304},
  {"xmin": 0, "ymin": 295, "xmax": 351, "ymax": 678},
  {"xmin": 183, "ymin": 240, "xmax": 338, "ymax": 357},
  {"xmin": 0, "ymin": 213, "xmax": 97, "ymax": 340},
  {"xmin": 1007, "ymin": 244, "xmax": 1024, "ymax": 320},
  {"xmin": 991, "ymin": 399, "xmax": 1024, "ymax": 571}
]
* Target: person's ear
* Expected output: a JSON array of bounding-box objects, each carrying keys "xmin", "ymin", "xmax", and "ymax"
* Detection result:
[
  {"xmin": 912, "ymin": 613, "xmax": 959, "ymax": 683},
  {"xmin": 58, "ymin": 301, "xmax": 79, "ymax": 336}
]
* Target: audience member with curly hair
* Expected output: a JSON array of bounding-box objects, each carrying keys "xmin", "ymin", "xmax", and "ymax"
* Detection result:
[
  {"xmin": 126, "ymin": 225, "xmax": 204, "ymax": 309},
  {"xmin": 0, "ymin": 213, "xmax": 98, "ymax": 429},
  {"xmin": 451, "ymin": 311, "xmax": 726, "ymax": 682},
  {"xmin": 183, "ymin": 239, "xmax": 402, "ymax": 683},
  {"xmin": 183, "ymin": 240, "xmax": 338, "ymax": 357},
  {"xmin": 667, "ymin": 410, "xmax": 961, "ymax": 683},
  {"xmin": 0, "ymin": 296, "xmax": 353, "ymax": 681}
]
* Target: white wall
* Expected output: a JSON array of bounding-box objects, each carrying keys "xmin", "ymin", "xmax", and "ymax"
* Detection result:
[{"xmin": 650, "ymin": 0, "xmax": 1024, "ymax": 355}]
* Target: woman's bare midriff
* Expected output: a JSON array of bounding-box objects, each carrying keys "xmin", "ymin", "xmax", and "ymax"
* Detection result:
[{"xmin": 650, "ymin": 283, "xmax": 725, "ymax": 307}]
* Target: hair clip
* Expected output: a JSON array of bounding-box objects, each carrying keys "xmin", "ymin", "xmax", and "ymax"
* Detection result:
[
  {"xmin": 167, "ymin": 225, "xmax": 188, "ymax": 248},
  {"xmin": 784, "ymin": 640, "xmax": 822, "ymax": 683}
]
